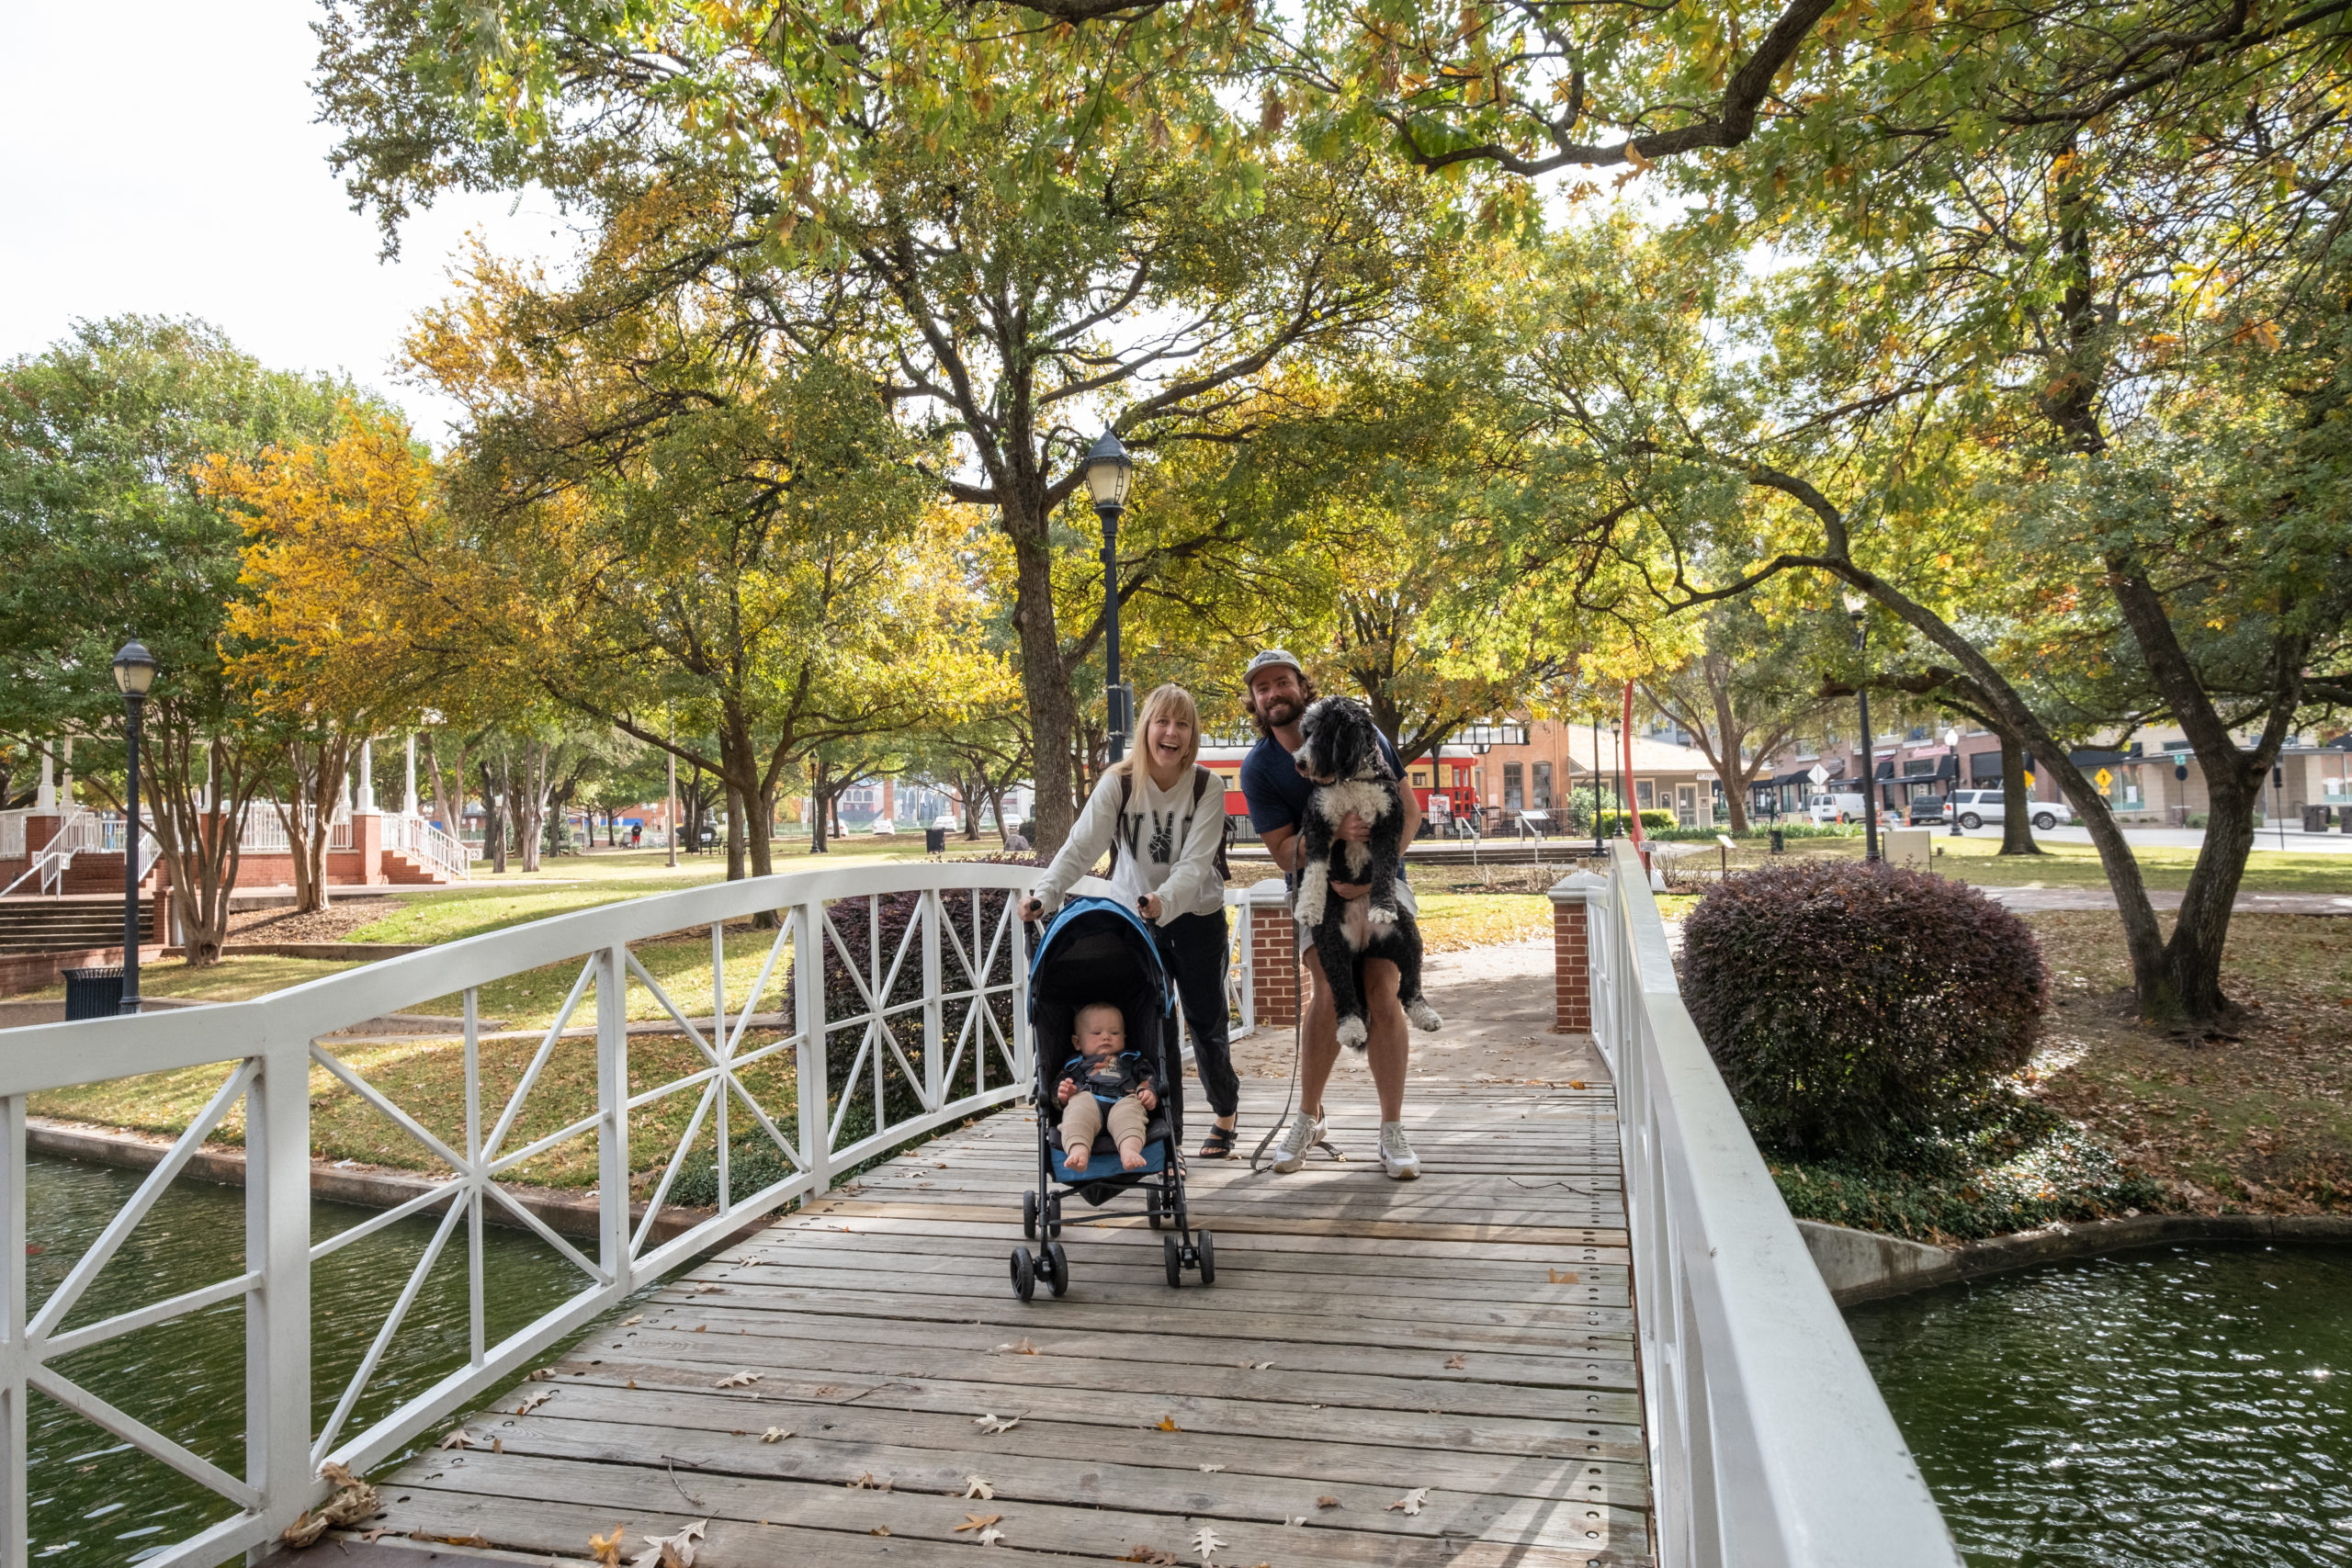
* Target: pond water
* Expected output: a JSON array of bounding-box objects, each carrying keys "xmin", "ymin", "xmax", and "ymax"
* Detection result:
[
  {"xmin": 24, "ymin": 1155, "xmax": 587, "ymax": 1566},
  {"xmin": 1849, "ymin": 1244, "xmax": 2352, "ymax": 1567}
]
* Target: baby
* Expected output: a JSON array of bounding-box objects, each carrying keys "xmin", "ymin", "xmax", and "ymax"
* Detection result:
[{"xmin": 1055, "ymin": 1002, "xmax": 1159, "ymax": 1174}]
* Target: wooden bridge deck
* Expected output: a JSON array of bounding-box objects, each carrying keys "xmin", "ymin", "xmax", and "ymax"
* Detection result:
[{"xmin": 368, "ymin": 1082, "xmax": 1651, "ymax": 1568}]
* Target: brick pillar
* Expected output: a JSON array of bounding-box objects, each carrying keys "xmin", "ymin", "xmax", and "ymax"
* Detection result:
[
  {"xmin": 353, "ymin": 807, "xmax": 386, "ymax": 886},
  {"xmin": 1548, "ymin": 870, "xmax": 1605, "ymax": 1034},
  {"xmin": 1245, "ymin": 879, "xmax": 1301, "ymax": 1027}
]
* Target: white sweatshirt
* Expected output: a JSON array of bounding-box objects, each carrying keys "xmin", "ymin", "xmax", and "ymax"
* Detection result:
[{"xmin": 1032, "ymin": 765, "xmax": 1227, "ymax": 924}]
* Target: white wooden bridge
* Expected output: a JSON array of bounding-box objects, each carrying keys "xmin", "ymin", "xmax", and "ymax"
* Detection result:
[{"xmin": 0, "ymin": 846, "xmax": 1958, "ymax": 1568}]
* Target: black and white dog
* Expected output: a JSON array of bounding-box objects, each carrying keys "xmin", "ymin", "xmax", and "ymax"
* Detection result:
[{"xmin": 1290, "ymin": 696, "xmax": 1443, "ymax": 1049}]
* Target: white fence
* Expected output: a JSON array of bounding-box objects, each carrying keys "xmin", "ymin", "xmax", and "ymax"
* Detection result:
[
  {"xmin": 1585, "ymin": 840, "xmax": 1961, "ymax": 1566},
  {"xmin": 384, "ymin": 810, "xmax": 472, "ymax": 881},
  {"xmin": 0, "ymin": 862, "xmax": 1035, "ymax": 1568}
]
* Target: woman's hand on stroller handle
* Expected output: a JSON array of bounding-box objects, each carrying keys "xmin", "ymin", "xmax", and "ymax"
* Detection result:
[
  {"xmin": 1019, "ymin": 897, "xmax": 1046, "ymax": 922},
  {"xmin": 1136, "ymin": 892, "xmax": 1162, "ymax": 921}
]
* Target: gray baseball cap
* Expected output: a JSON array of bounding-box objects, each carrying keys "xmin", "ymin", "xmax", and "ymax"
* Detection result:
[{"xmin": 1244, "ymin": 649, "xmax": 1303, "ymax": 682}]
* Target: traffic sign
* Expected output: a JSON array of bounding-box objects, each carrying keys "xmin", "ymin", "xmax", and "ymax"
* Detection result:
[
  {"xmin": 1807, "ymin": 764, "xmax": 1829, "ymax": 784},
  {"xmin": 2023, "ymin": 771, "xmax": 2035, "ymax": 788},
  {"xmin": 2095, "ymin": 767, "xmax": 2112, "ymax": 792}
]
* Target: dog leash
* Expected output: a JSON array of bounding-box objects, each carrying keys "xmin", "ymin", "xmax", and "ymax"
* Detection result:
[{"xmin": 1249, "ymin": 887, "xmax": 1344, "ymax": 1173}]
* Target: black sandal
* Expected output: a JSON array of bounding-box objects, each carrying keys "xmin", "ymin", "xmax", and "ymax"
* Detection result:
[{"xmin": 1198, "ymin": 1124, "xmax": 1238, "ymax": 1160}]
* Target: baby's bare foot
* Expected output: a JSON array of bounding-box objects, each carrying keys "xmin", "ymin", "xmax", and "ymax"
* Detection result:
[
  {"xmin": 1119, "ymin": 1142, "xmax": 1148, "ymax": 1171},
  {"xmin": 1064, "ymin": 1148, "xmax": 1090, "ymax": 1175}
]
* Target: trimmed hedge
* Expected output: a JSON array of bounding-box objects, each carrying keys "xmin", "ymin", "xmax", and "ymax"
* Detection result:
[{"xmin": 1682, "ymin": 859, "xmax": 2048, "ymax": 1162}]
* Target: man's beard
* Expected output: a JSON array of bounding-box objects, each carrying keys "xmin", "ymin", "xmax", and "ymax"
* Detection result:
[{"xmin": 1260, "ymin": 695, "xmax": 1303, "ymax": 728}]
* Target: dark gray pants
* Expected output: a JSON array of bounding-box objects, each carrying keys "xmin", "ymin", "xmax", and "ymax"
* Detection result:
[{"xmin": 1155, "ymin": 908, "xmax": 1237, "ymax": 1119}]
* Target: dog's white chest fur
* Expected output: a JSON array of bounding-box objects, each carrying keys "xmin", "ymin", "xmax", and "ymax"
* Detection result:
[{"xmin": 1313, "ymin": 779, "xmax": 1392, "ymax": 878}]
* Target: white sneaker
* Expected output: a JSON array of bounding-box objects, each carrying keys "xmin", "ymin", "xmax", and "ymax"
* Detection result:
[
  {"xmin": 1270, "ymin": 1111, "xmax": 1327, "ymax": 1174},
  {"xmin": 1378, "ymin": 1122, "xmax": 1421, "ymax": 1180}
]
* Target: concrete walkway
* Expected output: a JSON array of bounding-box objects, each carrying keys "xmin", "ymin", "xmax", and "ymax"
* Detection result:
[{"xmin": 1978, "ymin": 886, "xmax": 2352, "ymax": 915}]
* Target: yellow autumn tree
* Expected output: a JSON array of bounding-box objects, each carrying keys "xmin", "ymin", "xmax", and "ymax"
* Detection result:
[{"xmin": 204, "ymin": 409, "xmax": 489, "ymax": 908}]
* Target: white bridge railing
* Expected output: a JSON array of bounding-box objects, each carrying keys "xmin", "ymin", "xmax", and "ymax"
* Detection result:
[
  {"xmin": 1586, "ymin": 840, "xmax": 1961, "ymax": 1566},
  {"xmin": 0, "ymin": 862, "xmax": 1035, "ymax": 1568},
  {"xmin": 384, "ymin": 810, "xmax": 473, "ymax": 881}
]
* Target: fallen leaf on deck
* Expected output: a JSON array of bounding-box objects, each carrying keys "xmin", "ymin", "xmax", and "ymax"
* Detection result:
[
  {"xmin": 588, "ymin": 1523, "xmax": 628, "ymax": 1566},
  {"xmin": 964, "ymin": 1476, "xmax": 994, "ymax": 1499},
  {"xmin": 1549, "ymin": 1269, "xmax": 1578, "ymax": 1283},
  {"xmin": 760, "ymin": 1427, "xmax": 793, "ymax": 1443},
  {"xmin": 1197, "ymin": 1463, "xmax": 1225, "ymax": 1473},
  {"xmin": 1443, "ymin": 1355, "xmax": 1467, "ymax": 1370},
  {"xmin": 515, "ymin": 1391, "xmax": 552, "ymax": 1415},
  {"xmin": 1570, "ymin": 1080, "xmax": 1587, "ymax": 1089},
  {"xmin": 990, "ymin": 1337, "xmax": 1038, "ymax": 1355},
  {"xmin": 1193, "ymin": 1525, "xmax": 1227, "ymax": 1562},
  {"xmin": 1388, "ymin": 1487, "xmax": 1430, "ymax": 1516},
  {"xmin": 492, "ymin": 1438, "xmax": 503, "ymax": 1454},
  {"xmin": 626, "ymin": 1379, "xmax": 638, "ymax": 1390},
  {"xmin": 628, "ymin": 1519, "xmax": 706, "ymax": 1568},
  {"xmin": 978, "ymin": 1526, "xmax": 1006, "ymax": 1547},
  {"xmin": 1316, "ymin": 1495, "xmax": 1340, "ymax": 1508},
  {"xmin": 1156, "ymin": 1416, "xmax": 1182, "ymax": 1432},
  {"xmin": 527, "ymin": 1368, "xmax": 556, "ymax": 1381},
  {"xmin": 714, "ymin": 1371, "xmax": 763, "ymax": 1388},
  {"xmin": 620, "ymin": 1315, "xmax": 644, "ymax": 1326},
  {"xmin": 870, "ymin": 1527, "xmax": 890, "ymax": 1537},
  {"xmin": 1120, "ymin": 1548, "xmax": 1178, "ymax": 1565},
  {"xmin": 692, "ymin": 1325, "xmax": 707, "ymax": 1333},
  {"xmin": 975, "ymin": 1414, "xmax": 1021, "ymax": 1434},
  {"xmin": 689, "ymin": 1283, "xmax": 723, "ymax": 1294},
  {"xmin": 436, "ymin": 1429, "xmax": 476, "ymax": 1450},
  {"xmin": 955, "ymin": 1513, "xmax": 1002, "ymax": 1533},
  {"xmin": 1285, "ymin": 1516, "xmax": 1306, "ymax": 1526},
  {"xmin": 848, "ymin": 1472, "xmax": 891, "ymax": 1491}
]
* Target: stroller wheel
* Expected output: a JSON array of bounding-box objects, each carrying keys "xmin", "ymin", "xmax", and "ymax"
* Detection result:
[
  {"xmin": 1046, "ymin": 1241, "xmax": 1069, "ymax": 1298},
  {"xmin": 1147, "ymin": 1187, "xmax": 1163, "ymax": 1231},
  {"xmin": 1163, "ymin": 1234, "xmax": 1184, "ymax": 1289},
  {"xmin": 1196, "ymin": 1229, "xmax": 1216, "ymax": 1286},
  {"xmin": 1010, "ymin": 1246, "xmax": 1036, "ymax": 1303},
  {"xmin": 1023, "ymin": 1190, "xmax": 1037, "ymax": 1240}
]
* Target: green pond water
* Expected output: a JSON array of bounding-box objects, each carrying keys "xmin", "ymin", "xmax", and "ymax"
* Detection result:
[
  {"xmin": 1849, "ymin": 1244, "xmax": 2352, "ymax": 1567},
  {"xmin": 23, "ymin": 1154, "xmax": 586, "ymax": 1566}
]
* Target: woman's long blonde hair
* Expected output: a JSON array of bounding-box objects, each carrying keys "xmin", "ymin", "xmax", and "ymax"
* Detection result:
[{"xmin": 1114, "ymin": 683, "xmax": 1201, "ymax": 780}]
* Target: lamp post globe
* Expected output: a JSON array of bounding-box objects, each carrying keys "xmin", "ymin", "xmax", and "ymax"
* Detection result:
[
  {"xmin": 111, "ymin": 638, "xmax": 158, "ymax": 1014},
  {"xmin": 1083, "ymin": 430, "xmax": 1134, "ymax": 761}
]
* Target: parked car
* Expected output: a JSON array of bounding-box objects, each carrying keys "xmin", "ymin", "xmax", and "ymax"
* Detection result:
[
  {"xmin": 1947, "ymin": 788, "xmax": 2073, "ymax": 831},
  {"xmin": 1804, "ymin": 791, "xmax": 1867, "ymax": 824},
  {"xmin": 1905, "ymin": 796, "xmax": 1951, "ymax": 826}
]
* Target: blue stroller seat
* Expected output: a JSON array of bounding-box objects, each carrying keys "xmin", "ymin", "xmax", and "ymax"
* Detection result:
[{"xmin": 1014, "ymin": 896, "xmax": 1213, "ymax": 1299}]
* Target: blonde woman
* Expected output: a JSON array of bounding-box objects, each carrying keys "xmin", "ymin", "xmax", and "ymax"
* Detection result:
[{"xmin": 1021, "ymin": 684, "xmax": 1241, "ymax": 1159}]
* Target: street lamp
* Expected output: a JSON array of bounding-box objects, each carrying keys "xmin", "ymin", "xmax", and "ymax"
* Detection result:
[
  {"xmin": 112, "ymin": 638, "xmax": 157, "ymax": 1015},
  {"xmin": 1843, "ymin": 591, "xmax": 1881, "ymax": 863},
  {"xmin": 1083, "ymin": 430, "xmax": 1135, "ymax": 761},
  {"xmin": 1943, "ymin": 725, "xmax": 1963, "ymax": 837}
]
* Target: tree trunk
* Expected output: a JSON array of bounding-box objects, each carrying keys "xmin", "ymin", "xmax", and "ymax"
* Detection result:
[
  {"xmin": 514, "ymin": 743, "xmax": 548, "ymax": 872},
  {"xmin": 808, "ymin": 757, "xmax": 830, "ymax": 852},
  {"xmin": 480, "ymin": 758, "xmax": 508, "ymax": 874},
  {"xmin": 960, "ymin": 774, "xmax": 982, "ymax": 840},
  {"xmin": 725, "ymin": 781, "xmax": 747, "ymax": 881},
  {"xmin": 1006, "ymin": 511, "xmax": 1080, "ymax": 854},
  {"xmin": 1997, "ymin": 731, "xmax": 2041, "ymax": 855}
]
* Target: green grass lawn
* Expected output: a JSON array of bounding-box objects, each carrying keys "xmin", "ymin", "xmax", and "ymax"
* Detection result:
[{"xmin": 1703, "ymin": 832, "xmax": 2351, "ymax": 894}]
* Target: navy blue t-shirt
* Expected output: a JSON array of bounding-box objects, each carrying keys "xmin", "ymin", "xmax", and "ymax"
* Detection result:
[{"xmin": 1240, "ymin": 728, "xmax": 1409, "ymax": 887}]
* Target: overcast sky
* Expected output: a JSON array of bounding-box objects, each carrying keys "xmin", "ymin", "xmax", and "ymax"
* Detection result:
[{"xmin": 0, "ymin": 0, "xmax": 565, "ymax": 440}]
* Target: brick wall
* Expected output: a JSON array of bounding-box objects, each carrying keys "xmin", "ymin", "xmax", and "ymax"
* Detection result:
[
  {"xmin": 1553, "ymin": 898, "xmax": 1589, "ymax": 1033},
  {"xmin": 1248, "ymin": 898, "xmax": 1301, "ymax": 1026}
]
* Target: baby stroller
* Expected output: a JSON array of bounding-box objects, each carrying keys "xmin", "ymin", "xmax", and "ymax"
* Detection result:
[{"xmin": 1014, "ymin": 894, "xmax": 1214, "ymax": 1301}]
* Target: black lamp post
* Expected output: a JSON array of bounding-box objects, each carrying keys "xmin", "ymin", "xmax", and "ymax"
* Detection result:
[
  {"xmin": 1843, "ymin": 592, "xmax": 1881, "ymax": 863},
  {"xmin": 112, "ymin": 638, "xmax": 157, "ymax": 1014},
  {"xmin": 1944, "ymin": 725, "xmax": 1963, "ymax": 837},
  {"xmin": 1082, "ymin": 431, "xmax": 1135, "ymax": 761}
]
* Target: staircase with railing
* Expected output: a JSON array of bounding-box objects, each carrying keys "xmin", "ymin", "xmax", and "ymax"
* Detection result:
[{"xmin": 0, "ymin": 808, "xmax": 153, "ymax": 898}]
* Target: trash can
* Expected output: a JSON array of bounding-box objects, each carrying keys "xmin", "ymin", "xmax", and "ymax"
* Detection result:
[
  {"xmin": 2303, "ymin": 805, "xmax": 2329, "ymax": 833},
  {"xmin": 1769, "ymin": 829, "xmax": 1785, "ymax": 854},
  {"xmin": 924, "ymin": 826, "xmax": 946, "ymax": 854},
  {"xmin": 64, "ymin": 965, "xmax": 125, "ymax": 1021}
]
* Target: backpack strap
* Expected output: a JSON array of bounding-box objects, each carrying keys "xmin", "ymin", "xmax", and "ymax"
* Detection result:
[{"xmin": 1105, "ymin": 772, "xmax": 1136, "ymax": 871}]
